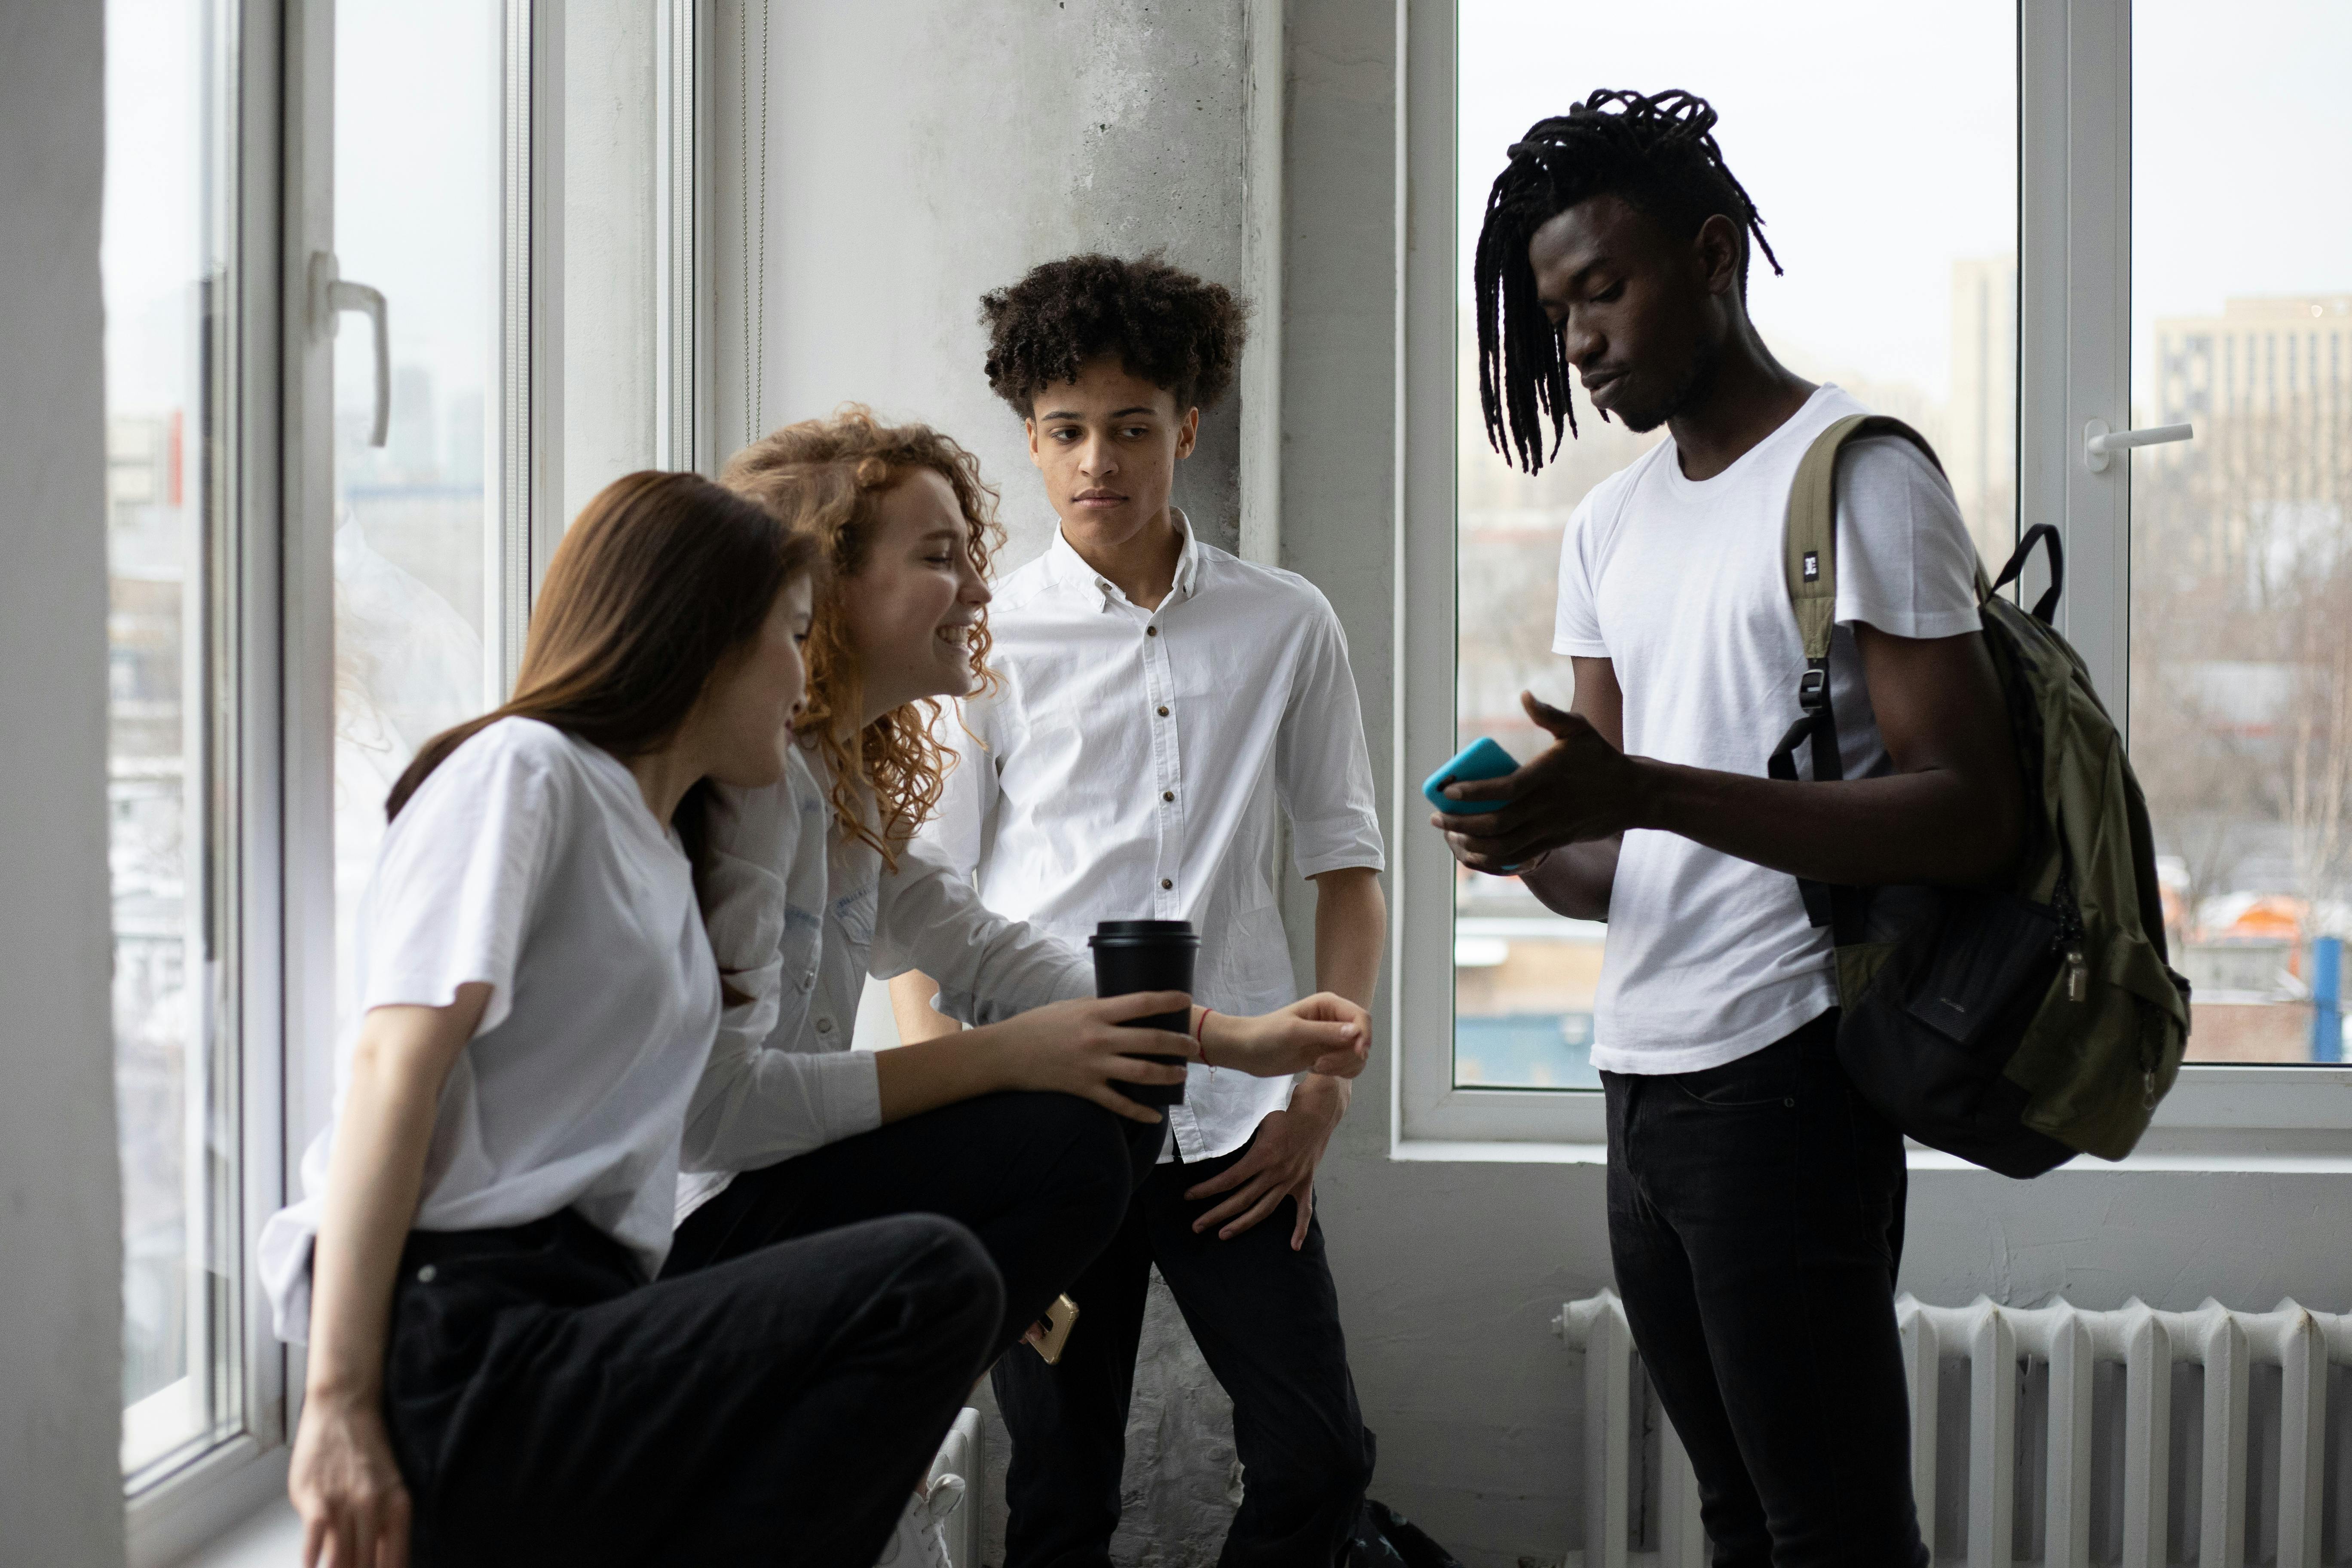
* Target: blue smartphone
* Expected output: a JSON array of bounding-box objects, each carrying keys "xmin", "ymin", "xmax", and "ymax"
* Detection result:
[{"xmin": 1422, "ymin": 736, "xmax": 1519, "ymax": 815}]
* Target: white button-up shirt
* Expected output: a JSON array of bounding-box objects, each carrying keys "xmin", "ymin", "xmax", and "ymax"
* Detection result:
[{"xmin": 924, "ymin": 512, "xmax": 1384, "ymax": 1162}]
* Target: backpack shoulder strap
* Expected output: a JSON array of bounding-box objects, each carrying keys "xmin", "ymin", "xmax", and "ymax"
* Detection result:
[
  {"xmin": 1782, "ymin": 413, "xmax": 1950, "ymax": 660},
  {"xmin": 1773, "ymin": 413, "xmax": 1948, "ymax": 938}
]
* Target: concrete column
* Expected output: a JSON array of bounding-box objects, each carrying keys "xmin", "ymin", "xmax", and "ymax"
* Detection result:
[{"xmin": 0, "ymin": 5, "xmax": 129, "ymax": 1562}]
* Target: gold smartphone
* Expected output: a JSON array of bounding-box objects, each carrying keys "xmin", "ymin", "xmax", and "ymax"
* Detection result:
[{"xmin": 1032, "ymin": 1294, "xmax": 1080, "ymax": 1364}]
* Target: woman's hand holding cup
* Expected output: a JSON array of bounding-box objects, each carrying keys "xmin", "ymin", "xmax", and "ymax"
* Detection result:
[{"xmin": 990, "ymin": 991, "xmax": 1198, "ymax": 1124}]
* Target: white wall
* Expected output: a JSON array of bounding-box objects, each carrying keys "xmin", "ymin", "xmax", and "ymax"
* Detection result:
[
  {"xmin": 0, "ymin": 5, "xmax": 130, "ymax": 1564},
  {"xmin": 712, "ymin": 0, "xmax": 1263, "ymax": 574}
]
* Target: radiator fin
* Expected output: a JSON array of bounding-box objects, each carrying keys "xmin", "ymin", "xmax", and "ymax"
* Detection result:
[{"xmin": 1555, "ymin": 1291, "xmax": 2352, "ymax": 1568}]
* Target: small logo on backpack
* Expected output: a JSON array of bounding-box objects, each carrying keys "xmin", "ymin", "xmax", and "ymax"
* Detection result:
[{"xmin": 1802, "ymin": 551, "xmax": 1819, "ymax": 582}]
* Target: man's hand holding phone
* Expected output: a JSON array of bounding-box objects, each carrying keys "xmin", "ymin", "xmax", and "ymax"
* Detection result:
[{"xmin": 1430, "ymin": 691, "xmax": 1646, "ymax": 875}]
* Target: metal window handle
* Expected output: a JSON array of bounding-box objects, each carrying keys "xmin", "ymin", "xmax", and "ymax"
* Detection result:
[
  {"xmin": 310, "ymin": 250, "xmax": 389, "ymax": 447},
  {"xmin": 2083, "ymin": 418, "xmax": 2192, "ymax": 473}
]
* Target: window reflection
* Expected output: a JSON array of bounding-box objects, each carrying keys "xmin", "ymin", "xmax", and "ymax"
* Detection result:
[
  {"xmin": 104, "ymin": 0, "xmax": 238, "ymax": 1474},
  {"xmin": 2129, "ymin": 0, "xmax": 2352, "ymax": 1066}
]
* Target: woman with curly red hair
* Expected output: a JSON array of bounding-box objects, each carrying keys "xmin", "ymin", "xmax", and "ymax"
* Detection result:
[{"xmin": 665, "ymin": 414, "xmax": 1370, "ymax": 1531}]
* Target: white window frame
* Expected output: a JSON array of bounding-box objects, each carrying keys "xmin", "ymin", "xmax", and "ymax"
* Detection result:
[
  {"xmin": 119, "ymin": 4, "xmax": 295, "ymax": 1559},
  {"xmin": 1395, "ymin": 0, "xmax": 2352, "ymax": 1164},
  {"xmin": 124, "ymin": 3, "xmax": 710, "ymax": 1559}
]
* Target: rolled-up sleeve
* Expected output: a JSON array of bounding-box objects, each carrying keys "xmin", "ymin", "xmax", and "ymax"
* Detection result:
[
  {"xmin": 1277, "ymin": 597, "xmax": 1386, "ymax": 879},
  {"xmin": 871, "ymin": 836, "xmax": 1093, "ymax": 1023}
]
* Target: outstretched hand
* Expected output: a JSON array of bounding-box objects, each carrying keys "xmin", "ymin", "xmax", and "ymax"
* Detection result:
[
  {"xmin": 1430, "ymin": 690, "xmax": 1647, "ymax": 875},
  {"xmin": 1201, "ymin": 992, "xmax": 1370, "ymax": 1079}
]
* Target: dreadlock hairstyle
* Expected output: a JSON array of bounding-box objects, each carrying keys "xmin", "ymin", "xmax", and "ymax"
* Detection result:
[{"xmin": 1473, "ymin": 89, "xmax": 1782, "ymax": 474}]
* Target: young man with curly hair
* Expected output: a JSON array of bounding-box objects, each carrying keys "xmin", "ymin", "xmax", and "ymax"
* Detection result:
[{"xmin": 891, "ymin": 253, "xmax": 1386, "ymax": 1567}]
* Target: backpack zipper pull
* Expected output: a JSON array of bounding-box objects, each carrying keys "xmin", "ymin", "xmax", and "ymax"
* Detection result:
[{"xmin": 2065, "ymin": 946, "xmax": 2087, "ymax": 1002}]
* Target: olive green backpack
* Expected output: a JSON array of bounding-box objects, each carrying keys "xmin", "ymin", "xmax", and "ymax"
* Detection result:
[{"xmin": 1770, "ymin": 414, "xmax": 2192, "ymax": 1177}]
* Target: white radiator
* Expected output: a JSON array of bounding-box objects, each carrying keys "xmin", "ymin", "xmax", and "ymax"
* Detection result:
[{"xmin": 1555, "ymin": 1288, "xmax": 2352, "ymax": 1568}]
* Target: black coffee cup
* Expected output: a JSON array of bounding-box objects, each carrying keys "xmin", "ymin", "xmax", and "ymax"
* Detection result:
[{"xmin": 1090, "ymin": 919, "xmax": 1199, "ymax": 1107}]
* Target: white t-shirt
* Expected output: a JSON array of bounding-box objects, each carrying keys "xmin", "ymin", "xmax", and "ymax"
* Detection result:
[
  {"xmin": 1551, "ymin": 386, "xmax": 1981, "ymax": 1075},
  {"xmin": 258, "ymin": 717, "xmax": 723, "ymax": 1341},
  {"xmin": 921, "ymin": 514, "xmax": 1385, "ymax": 1163}
]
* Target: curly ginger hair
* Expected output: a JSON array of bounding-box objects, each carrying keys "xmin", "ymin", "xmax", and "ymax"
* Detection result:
[{"xmin": 721, "ymin": 407, "xmax": 1004, "ymax": 860}]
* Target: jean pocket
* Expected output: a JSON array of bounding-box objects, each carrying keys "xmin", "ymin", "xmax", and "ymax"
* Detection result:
[{"xmin": 1669, "ymin": 1044, "xmax": 1798, "ymax": 1110}]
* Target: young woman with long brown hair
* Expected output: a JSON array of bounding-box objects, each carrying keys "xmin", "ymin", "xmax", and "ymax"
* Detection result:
[
  {"xmin": 666, "ymin": 412, "xmax": 1370, "ymax": 1431},
  {"xmin": 260, "ymin": 471, "xmax": 1002, "ymax": 1568}
]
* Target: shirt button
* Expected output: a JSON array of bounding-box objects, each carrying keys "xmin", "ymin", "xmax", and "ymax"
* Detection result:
[
  {"xmin": 1156, "ymin": 706, "xmax": 1169, "ymax": 717},
  {"xmin": 416, "ymin": 1265, "xmax": 438, "ymax": 1283},
  {"xmin": 1145, "ymin": 626, "xmax": 1158, "ymax": 637},
  {"xmin": 816, "ymin": 1017, "xmax": 835, "ymax": 1034},
  {"xmin": 1162, "ymin": 790, "xmax": 1175, "ymax": 802},
  {"xmin": 1160, "ymin": 878, "xmax": 1173, "ymax": 890}
]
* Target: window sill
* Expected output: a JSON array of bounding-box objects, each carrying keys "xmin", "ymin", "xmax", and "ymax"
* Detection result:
[
  {"xmin": 1392, "ymin": 1131, "xmax": 2352, "ymax": 1175},
  {"xmin": 1391, "ymin": 1138, "xmax": 1609, "ymax": 1164},
  {"xmin": 1908, "ymin": 1125, "xmax": 2352, "ymax": 1176},
  {"xmin": 159, "ymin": 1496, "xmax": 300, "ymax": 1568},
  {"xmin": 127, "ymin": 1440, "xmax": 286, "ymax": 1568}
]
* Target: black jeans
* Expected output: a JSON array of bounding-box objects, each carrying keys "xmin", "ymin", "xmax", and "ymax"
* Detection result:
[
  {"xmin": 992, "ymin": 1135, "xmax": 1375, "ymax": 1568},
  {"xmin": 665, "ymin": 1090, "xmax": 1164, "ymax": 1360},
  {"xmin": 381, "ymin": 1209, "xmax": 1000, "ymax": 1568},
  {"xmin": 1603, "ymin": 1011, "xmax": 1928, "ymax": 1568}
]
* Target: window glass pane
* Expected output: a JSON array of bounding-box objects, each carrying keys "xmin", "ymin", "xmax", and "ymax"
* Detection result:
[
  {"xmin": 104, "ymin": 0, "xmax": 241, "ymax": 1475},
  {"xmin": 562, "ymin": 0, "xmax": 663, "ymax": 516},
  {"xmin": 1455, "ymin": 1, "xmax": 2018, "ymax": 1088},
  {"xmin": 2131, "ymin": 0, "xmax": 2352, "ymax": 1066},
  {"xmin": 331, "ymin": 0, "xmax": 503, "ymax": 1051}
]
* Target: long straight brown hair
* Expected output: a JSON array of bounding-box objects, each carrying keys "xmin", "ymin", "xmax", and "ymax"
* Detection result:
[{"xmin": 388, "ymin": 470, "xmax": 820, "ymax": 926}]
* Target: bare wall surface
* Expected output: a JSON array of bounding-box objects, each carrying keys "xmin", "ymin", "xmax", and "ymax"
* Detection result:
[
  {"xmin": 712, "ymin": 0, "xmax": 1255, "ymax": 575},
  {"xmin": 0, "ymin": 4, "xmax": 129, "ymax": 1562}
]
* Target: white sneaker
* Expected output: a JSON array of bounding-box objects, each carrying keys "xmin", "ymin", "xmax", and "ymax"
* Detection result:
[{"xmin": 873, "ymin": 1471, "xmax": 965, "ymax": 1568}]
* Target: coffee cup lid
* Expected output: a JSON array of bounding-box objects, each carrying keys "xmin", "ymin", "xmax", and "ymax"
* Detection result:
[{"xmin": 1090, "ymin": 919, "xmax": 1198, "ymax": 946}]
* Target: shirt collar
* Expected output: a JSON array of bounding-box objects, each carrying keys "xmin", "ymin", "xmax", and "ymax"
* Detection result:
[{"xmin": 1044, "ymin": 508, "xmax": 1206, "ymax": 611}]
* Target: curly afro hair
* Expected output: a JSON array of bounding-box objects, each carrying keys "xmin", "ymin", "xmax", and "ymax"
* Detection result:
[{"xmin": 980, "ymin": 253, "xmax": 1250, "ymax": 418}]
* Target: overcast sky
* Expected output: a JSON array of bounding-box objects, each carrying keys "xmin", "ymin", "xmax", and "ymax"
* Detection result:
[{"xmin": 101, "ymin": 0, "xmax": 496, "ymax": 423}]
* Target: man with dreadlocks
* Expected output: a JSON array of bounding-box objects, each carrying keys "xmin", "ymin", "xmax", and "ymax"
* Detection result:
[{"xmin": 1434, "ymin": 91, "xmax": 2021, "ymax": 1564}]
